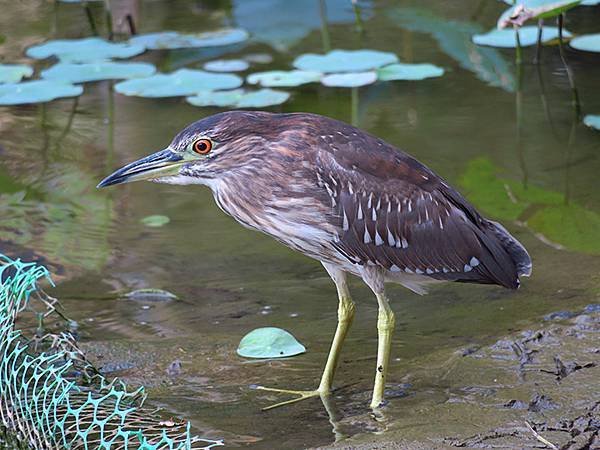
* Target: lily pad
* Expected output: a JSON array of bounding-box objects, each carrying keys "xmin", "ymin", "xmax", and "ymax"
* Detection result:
[
  {"xmin": 114, "ymin": 69, "xmax": 242, "ymax": 98},
  {"xmin": 293, "ymin": 49, "xmax": 398, "ymax": 73},
  {"xmin": 186, "ymin": 88, "xmax": 290, "ymax": 108},
  {"xmin": 124, "ymin": 288, "xmax": 178, "ymax": 302},
  {"xmin": 0, "ymin": 64, "xmax": 33, "ymax": 84},
  {"xmin": 498, "ymin": 0, "xmax": 581, "ymax": 28},
  {"xmin": 583, "ymin": 115, "xmax": 600, "ymax": 130},
  {"xmin": 41, "ymin": 62, "xmax": 156, "ymax": 83},
  {"xmin": 140, "ymin": 214, "xmax": 170, "ymax": 227},
  {"xmin": 377, "ymin": 63, "xmax": 444, "ymax": 81},
  {"xmin": 203, "ymin": 59, "xmax": 249, "ymax": 72},
  {"xmin": 321, "ymin": 72, "xmax": 377, "ymax": 87},
  {"xmin": 237, "ymin": 327, "xmax": 306, "ymax": 358},
  {"xmin": 129, "ymin": 29, "xmax": 249, "ymax": 50},
  {"xmin": 26, "ymin": 37, "xmax": 145, "ymax": 62},
  {"xmin": 472, "ymin": 26, "xmax": 572, "ymax": 48},
  {"xmin": 570, "ymin": 33, "xmax": 600, "ymax": 52},
  {"xmin": 247, "ymin": 70, "xmax": 322, "ymax": 87},
  {"xmin": 0, "ymin": 80, "xmax": 83, "ymax": 105}
]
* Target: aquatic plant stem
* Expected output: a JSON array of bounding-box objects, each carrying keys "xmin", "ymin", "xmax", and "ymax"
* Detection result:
[
  {"xmin": 83, "ymin": 2, "xmax": 99, "ymax": 36},
  {"xmin": 557, "ymin": 13, "xmax": 581, "ymax": 118},
  {"xmin": 534, "ymin": 19, "xmax": 543, "ymax": 64},
  {"xmin": 351, "ymin": 88, "xmax": 359, "ymax": 127},
  {"xmin": 351, "ymin": 0, "xmax": 364, "ymax": 34},
  {"xmin": 515, "ymin": 26, "xmax": 522, "ymax": 65},
  {"xmin": 319, "ymin": 0, "xmax": 331, "ymax": 52}
]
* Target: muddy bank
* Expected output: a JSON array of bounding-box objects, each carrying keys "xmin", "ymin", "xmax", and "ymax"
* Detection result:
[{"xmin": 318, "ymin": 308, "xmax": 599, "ymax": 450}]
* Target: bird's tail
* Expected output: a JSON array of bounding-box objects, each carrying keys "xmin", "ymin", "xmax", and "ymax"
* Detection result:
[{"xmin": 485, "ymin": 220, "xmax": 532, "ymax": 279}]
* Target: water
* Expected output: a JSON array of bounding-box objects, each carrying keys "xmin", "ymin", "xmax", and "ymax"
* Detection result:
[{"xmin": 1, "ymin": 1, "xmax": 600, "ymax": 448}]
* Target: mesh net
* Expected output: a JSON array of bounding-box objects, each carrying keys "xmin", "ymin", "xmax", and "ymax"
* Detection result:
[{"xmin": 0, "ymin": 254, "xmax": 223, "ymax": 450}]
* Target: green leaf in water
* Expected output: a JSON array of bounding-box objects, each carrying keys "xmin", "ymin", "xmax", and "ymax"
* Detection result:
[
  {"xmin": 237, "ymin": 327, "xmax": 306, "ymax": 359},
  {"xmin": 293, "ymin": 49, "xmax": 398, "ymax": 73},
  {"xmin": 377, "ymin": 63, "xmax": 444, "ymax": 81},
  {"xmin": 129, "ymin": 29, "xmax": 249, "ymax": 50},
  {"xmin": 140, "ymin": 215, "xmax": 170, "ymax": 227},
  {"xmin": 472, "ymin": 26, "xmax": 572, "ymax": 48},
  {"xmin": 321, "ymin": 71, "xmax": 377, "ymax": 87},
  {"xmin": 583, "ymin": 115, "xmax": 600, "ymax": 130},
  {"xmin": 0, "ymin": 64, "xmax": 33, "ymax": 84},
  {"xmin": 41, "ymin": 62, "xmax": 156, "ymax": 83},
  {"xmin": 0, "ymin": 80, "xmax": 83, "ymax": 105},
  {"xmin": 114, "ymin": 69, "xmax": 242, "ymax": 97},
  {"xmin": 26, "ymin": 37, "xmax": 145, "ymax": 62},
  {"xmin": 124, "ymin": 288, "xmax": 178, "ymax": 302},
  {"xmin": 247, "ymin": 70, "xmax": 322, "ymax": 87},
  {"xmin": 570, "ymin": 33, "xmax": 600, "ymax": 53},
  {"xmin": 186, "ymin": 88, "xmax": 290, "ymax": 108}
]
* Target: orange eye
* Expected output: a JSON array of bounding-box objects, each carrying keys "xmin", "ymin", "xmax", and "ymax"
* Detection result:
[{"xmin": 193, "ymin": 139, "xmax": 212, "ymax": 155}]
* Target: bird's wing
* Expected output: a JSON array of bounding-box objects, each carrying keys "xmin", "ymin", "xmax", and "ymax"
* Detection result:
[{"xmin": 314, "ymin": 138, "xmax": 520, "ymax": 289}]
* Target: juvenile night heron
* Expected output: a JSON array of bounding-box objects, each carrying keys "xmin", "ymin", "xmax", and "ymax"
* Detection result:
[{"xmin": 98, "ymin": 111, "xmax": 532, "ymax": 409}]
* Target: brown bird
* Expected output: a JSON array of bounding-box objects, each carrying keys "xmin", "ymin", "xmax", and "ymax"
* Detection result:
[{"xmin": 98, "ymin": 111, "xmax": 531, "ymax": 409}]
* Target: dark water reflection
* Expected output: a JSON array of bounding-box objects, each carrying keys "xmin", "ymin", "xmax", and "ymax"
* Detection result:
[{"xmin": 1, "ymin": 0, "xmax": 600, "ymax": 448}]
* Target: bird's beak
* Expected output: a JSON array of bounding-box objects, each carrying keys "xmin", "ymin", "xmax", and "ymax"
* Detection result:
[{"xmin": 97, "ymin": 149, "xmax": 184, "ymax": 188}]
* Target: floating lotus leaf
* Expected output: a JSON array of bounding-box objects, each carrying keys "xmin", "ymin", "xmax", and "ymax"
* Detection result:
[
  {"xmin": 247, "ymin": 70, "xmax": 322, "ymax": 87},
  {"xmin": 0, "ymin": 80, "xmax": 82, "ymax": 105},
  {"xmin": 472, "ymin": 26, "xmax": 572, "ymax": 48},
  {"xmin": 129, "ymin": 29, "xmax": 249, "ymax": 50},
  {"xmin": 203, "ymin": 59, "xmax": 249, "ymax": 72},
  {"xmin": 321, "ymin": 72, "xmax": 377, "ymax": 87},
  {"xmin": 498, "ymin": 0, "xmax": 581, "ymax": 28},
  {"xmin": 140, "ymin": 214, "xmax": 170, "ymax": 227},
  {"xmin": 581, "ymin": 0, "xmax": 600, "ymax": 4},
  {"xmin": 186, "ymin": 88, "xmax": 290, "ymax": 108},
  {"xmin": 0, "ymin": 64, "xmax": 33, "ymax": 84},
  {"xmin": 41, "ymin": 62, "xmax": 156, "ymax": 83},
  {"xmin": 583, "ymin": 115, "xmax": 600, "ymax": 130},
  {"xmin": 237, "ymin": 327, "xmax": 306, "ymax": 358},
  {"xmin": 26, "ymin": 37, "xmax": 145, "ymax": 62},
  {"xmin": 377, "ymin": 63, "xmax": 444, "ymax": 81},
  {"xmin": 293, "ymin": 49, "xmax": 398, "ymax": 73},
  {"xmin": 125, "ymin": 288, "xmax": 178, "ymax": 302},
  {"xmin": 114, "ymin": 69, "xmax": 242, "ymax": 98},
  {"xmin": 570, "ymin": 33, "xmax": 600, "ymax": 52}
]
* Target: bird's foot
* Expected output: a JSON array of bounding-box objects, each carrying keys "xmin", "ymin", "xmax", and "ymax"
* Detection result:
[{"xmin": 253, "ymin": 385, "xmax": 327, "ymax": 410}]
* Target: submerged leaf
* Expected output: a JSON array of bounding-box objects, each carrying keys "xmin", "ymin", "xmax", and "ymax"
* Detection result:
[
  {"xmin": 570, "ymin": 33, "xmax": 600, "ymax": 53},
  {"xmin": 26, "ymin": 37, "xmax": 145, "ymax": 62},
  {"xmin": 377, "ymin": 63, "xmax": 444, "ymax": 81},
  {"xmin": 41, "ymin": 62, "xmax": 156, "ymax": 83},
  {"xmin": 203, "ymin": 59, "xmax": 249, "ymax": 72},
  {"xmin": 0, "ymin": 80, "xmax": 82, "ymax": 105},
  {"xmin": 114, "ymin": 69, "xmax": 242, "ymax": 97},
  {"xmin": 125, "ymin": 288, "xmax": 178, "ymax": 302},
  {"xmin": 140, "ymin": 215, "xmax": 170, "ymax": 227},
  {"xmin": 321, "ymin": 71, "xmax": 377, "ymax": 87},
  {"xmin": 293, "ymin": 49, "xmax": 398, "ymax": 73},
  {"xmin": 247, "ymin": 70, "xmax": 322, "ymax": 87},
  {"xmin": 130, "ymin": 29, "xmax": 249, "ymax": 50},
  {"xmin": 186, "ymin": 88, "xmax": 290, "ymax": 108},
  {"xmin": 0, "ymin": 64, "xmax": 33, "ymax": 84},
  {"xmin": 473, "ymin": 26, "xmax": 572, "ymax": 48},
  {"xmin": 237, "ymin": 327, "xmax": 306, "ymax": 358}
]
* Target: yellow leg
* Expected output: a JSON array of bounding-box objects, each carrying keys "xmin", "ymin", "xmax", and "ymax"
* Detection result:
[
  {"xmin": 256, "ymin": 265, "xmax": 355, "ymax": 410},
  {"xmin": 370, "ymin": 292, "xmax": 395, "ymax": 409}
]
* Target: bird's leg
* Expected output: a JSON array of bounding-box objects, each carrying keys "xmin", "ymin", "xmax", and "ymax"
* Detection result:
[
  {"xmin": 370, "ymin": 291, "xmax": 395, "ymax": 409},
  {"xmin": 256, "ymin": 264, "xmax": 354, "ymax": 410}
]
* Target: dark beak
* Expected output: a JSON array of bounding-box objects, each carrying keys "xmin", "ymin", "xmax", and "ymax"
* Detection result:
[{"xmin": 97, "ymin": 149, "xmax": 184, "ymax": 188}]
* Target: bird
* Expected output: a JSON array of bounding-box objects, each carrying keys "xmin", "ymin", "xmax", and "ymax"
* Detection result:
[{"xmin": 98, "ymin": 111, "xmax": 532, "ymax": 410}]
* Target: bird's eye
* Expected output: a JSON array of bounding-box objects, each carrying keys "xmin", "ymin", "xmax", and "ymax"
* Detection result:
[{"xmin": 193, "ymin": 139, "xmax": 212, "ymax": 155}]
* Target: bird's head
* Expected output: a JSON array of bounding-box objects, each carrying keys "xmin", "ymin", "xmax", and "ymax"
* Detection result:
[{"xmin": 97, "ymin": 111, "xmax": 282, "ymax": 188}]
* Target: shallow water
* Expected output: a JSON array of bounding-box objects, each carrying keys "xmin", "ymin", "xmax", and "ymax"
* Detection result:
[{"xmin": 1, "ymin": 1, "xmax": 600, "ymax": 448}]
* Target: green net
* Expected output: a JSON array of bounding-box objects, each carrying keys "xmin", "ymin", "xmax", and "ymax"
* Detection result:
[{"xmin": 0, "ymin": 254, "xmax": 223, "ymax": 450}]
